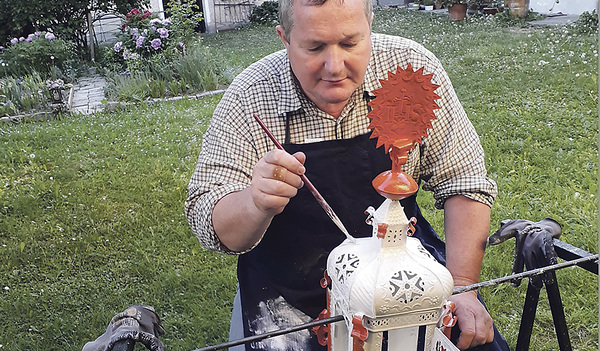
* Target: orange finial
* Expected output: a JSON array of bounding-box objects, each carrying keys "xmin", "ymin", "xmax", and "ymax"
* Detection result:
[{"xmin": 368, "ymin": 63, "xmax": 440, "ymax": 200}]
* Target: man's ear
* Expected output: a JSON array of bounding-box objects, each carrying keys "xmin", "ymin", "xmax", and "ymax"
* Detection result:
[{"xmin": 276, "ymin": 25, "xmax": 290, "ymax": 49}]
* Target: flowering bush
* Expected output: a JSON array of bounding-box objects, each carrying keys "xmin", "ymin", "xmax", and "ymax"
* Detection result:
[
  {"xmin": 102, "ymin": 8, "xmax": 186, "ymax": 74},
  {"xmin": 0, "ymin": 0, "xmax": 145, "ymax": 57},
  {"xmin": 0, "ymin": 31, "xmax": 75, "ymax": 78},
  {"xmin": 120, "ymin": 8, "xmax": 179, "ymax": 57},
  {"xmin": 102, "ymin": 3, "xmax": 202, "ymax": 75},
  {"xmin": 100, "ymin": 2, "xmax": 211, "ymax": 101}
]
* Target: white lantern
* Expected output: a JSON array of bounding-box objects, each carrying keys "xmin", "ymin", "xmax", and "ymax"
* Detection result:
[
  {"xmin": 312, "ymin": 64, "xmax": 460, "ymax": 351},
  {"xmin": 316, "ymin": 197, "xmax": 457, "ymax": 351}
]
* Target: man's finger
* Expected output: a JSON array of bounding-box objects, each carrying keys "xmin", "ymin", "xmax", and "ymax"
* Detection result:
[
  {"xmin": 264, "ymin": 149, "xmax": 305, "ymax": 175},
  {"xmin": 272, "ymin": 166, "xmax": 287, "ymax": 182}
]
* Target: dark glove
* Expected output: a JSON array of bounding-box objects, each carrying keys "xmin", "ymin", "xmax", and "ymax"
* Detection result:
[
  {"xmin": 488, "ymin": 218, "xmax": 561, "ymax": 288},
  {"xmin": 82, "ymin": 305, "xmax": 165, "ymax": 351}
]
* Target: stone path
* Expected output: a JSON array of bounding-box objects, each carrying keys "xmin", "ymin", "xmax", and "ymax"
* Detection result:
[
  {"xmin": 529, "ymin": 13, "xmax": 581, "ymax": 26},
  {"xmin": 70, "ymin": 74, "xmax": 107, "ymax": 115}
]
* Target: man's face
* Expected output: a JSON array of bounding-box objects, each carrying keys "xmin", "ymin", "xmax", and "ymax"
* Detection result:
[{"xmin": 277, "ymin": 0, "xmax": 372, "ymax": 117}]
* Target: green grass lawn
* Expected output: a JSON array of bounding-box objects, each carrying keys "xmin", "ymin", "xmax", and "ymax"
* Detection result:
[{"xmin": 1, "ymin": 9, "xmax": 598, "ymax": 351}]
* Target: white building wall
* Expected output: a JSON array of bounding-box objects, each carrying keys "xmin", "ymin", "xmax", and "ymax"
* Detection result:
[
  {"xmin": 148, "ymin": 0, "xmax": 166, "ymax": 19},
  {"xmin": 530, "ymin": 0, "xmax": 597, "ymax": 15}
]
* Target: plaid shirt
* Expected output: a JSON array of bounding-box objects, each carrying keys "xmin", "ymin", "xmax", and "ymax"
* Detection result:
[{"xmin": 185, "ymin": 33, "xmax": 497, "ymax": 254}]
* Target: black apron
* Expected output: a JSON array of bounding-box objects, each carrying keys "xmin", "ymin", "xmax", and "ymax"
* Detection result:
[{"xmin": 236, "ymin": 132, "xmax": 508, "ymax": 351}]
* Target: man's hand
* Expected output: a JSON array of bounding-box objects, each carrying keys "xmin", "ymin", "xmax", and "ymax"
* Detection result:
[
  {"xmin": 451, "ymin": 291, "xmax": 495, "ymax": 350},
  {"xmin": 250, "ymin": 149, "xmax": 306, "ymax": 216}
]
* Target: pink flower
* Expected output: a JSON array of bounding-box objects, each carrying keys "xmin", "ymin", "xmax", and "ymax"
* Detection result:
[
  {"xmin": 127, "ymin": 8, "xmax": 141, "ymax": 18},
  {"xmin": 45, "ymin": 32, "xmax": 56, "ymax": 40},
  {"xmin": 10, "ymin": 38, "xmax": 18, "ymax": 45}
]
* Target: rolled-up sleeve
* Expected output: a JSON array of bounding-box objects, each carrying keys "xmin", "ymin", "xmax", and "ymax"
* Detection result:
[
  {"xmin": 185, "ymin": 91, "xmax": 258, "ymax": 254},
  {"xmin": 416, "ymin": 58, "xmax": 497, "ymax": 209}
]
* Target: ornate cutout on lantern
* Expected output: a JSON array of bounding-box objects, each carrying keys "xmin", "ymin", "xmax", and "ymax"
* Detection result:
[{"xmin": 313, "ymin": 64, "xmax": 459, "ymax": 351}]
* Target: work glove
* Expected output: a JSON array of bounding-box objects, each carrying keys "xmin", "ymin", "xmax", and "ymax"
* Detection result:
[
  {"xmin": 82, "ymin": 305, "xmax": 165, "ymax": 351},
  {"xmin": 488, "ymin": 218, "xmax": 561, "ymax": 289}
]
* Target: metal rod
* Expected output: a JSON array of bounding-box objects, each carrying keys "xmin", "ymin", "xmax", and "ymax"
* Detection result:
[
  {"xmin": 191, "ymin": 315, "xmax": 345, "ymax": 351},
  {"xmin": 192, "ymin": 254, "xmax": 598, "ymax": 351},
  {"xmin": 253, "ymin": 114, "xmax": 354, "ymax": 242},
  {"xmin": 452, "ymin": 254, "xmax": 598, "ymax": 295},
  {"xmin": 553, "ymin": 239, "xmax": 598, "ymax": 274}
]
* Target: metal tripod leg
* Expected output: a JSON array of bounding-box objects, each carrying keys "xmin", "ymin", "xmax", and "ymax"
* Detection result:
[
  {"xmin": 515, "ymin": 270, "xmax": 572, "ymax": 351},
  {"xmin": 545, "ymin": 271, "xmax": 572, "ymax": 351},
  {"xmin": 515, "ymin": 280, "xmax": 541, "ymax": 351}
]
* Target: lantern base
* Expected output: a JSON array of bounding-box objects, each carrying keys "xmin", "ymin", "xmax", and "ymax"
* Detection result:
[{"xmin": 372, "ymin": 170, "xmax": 418, "ymax": 200}]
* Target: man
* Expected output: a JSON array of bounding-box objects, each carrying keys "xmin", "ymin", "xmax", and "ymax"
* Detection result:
[{"xmin": 185, "ymin": 0, "xmax": 509, "ymax": 349}]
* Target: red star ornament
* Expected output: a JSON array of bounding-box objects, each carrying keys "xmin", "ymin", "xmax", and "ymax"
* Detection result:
[{"xmin": 367, "ymin": 63, "xmax": 441, "ymax": 199}]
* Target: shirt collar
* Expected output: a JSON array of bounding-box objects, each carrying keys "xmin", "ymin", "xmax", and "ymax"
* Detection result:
[
  {"xmin": 277, "ymin": 53, "xmax": 303, "ymax": 116},
  {"xmin": 363, "ymin": 39, "xmax": 381, "ymax": 99}
]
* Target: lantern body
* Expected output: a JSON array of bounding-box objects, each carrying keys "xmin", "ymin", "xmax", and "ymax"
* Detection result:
[
  {"xmin": 50, "ymin": 87, "xmax": 63, "ymax": 104},
  {"xmin": 324, "ymin": 199, "xmax": 456, "ymax": 351}
]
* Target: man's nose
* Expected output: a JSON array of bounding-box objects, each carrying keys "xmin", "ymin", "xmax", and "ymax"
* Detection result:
[{"xmin": 324, "ymin": 46, "xmax": 345, "ymax": 76}]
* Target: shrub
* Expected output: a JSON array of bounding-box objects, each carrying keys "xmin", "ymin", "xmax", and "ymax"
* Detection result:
[
  {"xmin": 100, "ymin": 5, "xmax": 215, "ymax": 102},
  {"xmin": 570, "ymin": 10, "xmax": 598, "ymax": 34},
  {"xmin": 117, "ymin": 8, "xmax": 183, "ymax": 61},
  {"xmin": 249, "ymin": 1, "xmax": 279, "ymax": 25},
  {"xmin": 103, "ymin": 43, "xmax": 226, "ymax": 102},
  {"xmin": 103, "ymin": 4, "xmax": 201, "ymax": 75},
  {"xmin": 165, "ymin": 0, "xmax": 204, "ymax": 45},
  {"xmin": 0, "ymin": 73, "xmax": 51, "ymax": 116},
  {"xmin": 0, "ymin": 31, "xmax": 76, "ymax": 78},
  {"xmin": 0, "ymin": 0, "xmax": 146, "ymax": 58}
]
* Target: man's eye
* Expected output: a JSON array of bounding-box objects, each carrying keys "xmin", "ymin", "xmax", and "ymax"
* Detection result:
[
  {"xmin": 308, "ymin": 46, "xmax": 323, "ymax": 52},
  {"xmin": 341, "ymin": 42, "xmax": 357, "ymax": 48}
]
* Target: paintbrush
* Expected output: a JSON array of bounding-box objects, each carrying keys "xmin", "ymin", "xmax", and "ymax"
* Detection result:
[{"xmin": 253, "ymin": 114, "xmax": 355, "ymax": 242}]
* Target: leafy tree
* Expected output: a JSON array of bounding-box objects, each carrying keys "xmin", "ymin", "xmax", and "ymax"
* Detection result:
[
  {"xmin": 249, "ymin": 1, "xmax": 278, "ymax": 25},
  {"xmin": 0, "ymin": 0, "xmax": 148, "ymax": 59}
]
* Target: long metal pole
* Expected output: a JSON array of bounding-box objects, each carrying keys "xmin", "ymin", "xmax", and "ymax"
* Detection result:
[
  {"xmin": 452, "ymin": 254, "xmax": 598, "ymax": 294},
  {"xmin": 191, "ymin": 315, "xmax": 345, "ymax": 351},
  {"xmin": 193, "ymin": 254, "xmax": 598, "ymax": 351}
]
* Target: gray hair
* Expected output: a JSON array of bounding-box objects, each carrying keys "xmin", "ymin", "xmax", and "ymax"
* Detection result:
[{"xmin": 278, "ymin": 0, "xmax": 373, "ymax": 42}]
